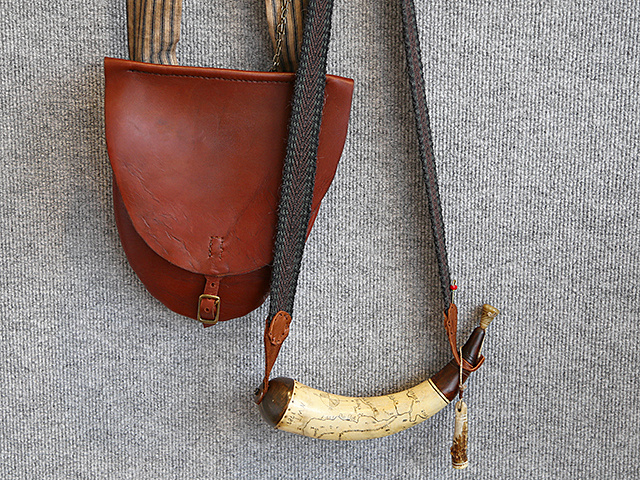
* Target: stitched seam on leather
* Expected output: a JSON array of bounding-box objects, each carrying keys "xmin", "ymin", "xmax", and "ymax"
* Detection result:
[
  {"xmin": 208, "ymin": 236, "xmax": 224, "ymax": 260},
  {"xmin": 127, "ymin": 69, "xmax": 294, "ymax": 84}
]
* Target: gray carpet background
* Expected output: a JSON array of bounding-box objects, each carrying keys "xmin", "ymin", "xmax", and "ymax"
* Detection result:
[{"xmin": 1, "ymin": 0, "xmax": 639, "ymax": 478}]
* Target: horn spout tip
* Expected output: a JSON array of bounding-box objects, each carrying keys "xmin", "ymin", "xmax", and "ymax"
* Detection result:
[{"xmin": 480, "ymin": 304, "xmax": 499, "ymax": 330}]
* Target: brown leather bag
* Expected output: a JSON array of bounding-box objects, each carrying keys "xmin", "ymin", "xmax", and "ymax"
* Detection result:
[{"xmin": 104, "ymin": 58, "xmax": 354, "ymax": 325}]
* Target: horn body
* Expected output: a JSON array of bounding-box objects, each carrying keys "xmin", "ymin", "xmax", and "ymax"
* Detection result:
[{"xmin": 258, "ymin": 305, "xmax": 498, "ymax": 440}]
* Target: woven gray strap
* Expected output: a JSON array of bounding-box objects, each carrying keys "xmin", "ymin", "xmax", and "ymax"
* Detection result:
[{"xmin": 267, "ymin": 0, "xmax": 335, "ymax": 322}]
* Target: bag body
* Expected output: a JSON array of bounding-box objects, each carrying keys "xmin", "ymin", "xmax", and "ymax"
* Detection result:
[{"xmin": 105, "ymin": 58, "xmax": 353, "ymax": 323}]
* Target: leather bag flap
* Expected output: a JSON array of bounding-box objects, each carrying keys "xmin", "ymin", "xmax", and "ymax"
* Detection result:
[{"xmin": 105, "ymin": 58, "xmax": 353, "ymax": 276}]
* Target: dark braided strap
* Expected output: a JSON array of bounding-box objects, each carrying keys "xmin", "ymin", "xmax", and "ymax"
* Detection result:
[
  {"xmin": 401, "ymin": 0, "xmax": 452, "ymax": 309},
  {"xmin": 268, "ymin": 0, "xmax": 335, "ymax": 319},
  {"xmin": 257, "ymin": 0, "xmax": 335, "ymax": 402}
]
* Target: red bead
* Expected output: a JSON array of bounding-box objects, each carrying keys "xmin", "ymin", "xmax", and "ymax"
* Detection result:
[{"xmin": 450, "ymin": 285, "xmax": 458, "ymax": 291}]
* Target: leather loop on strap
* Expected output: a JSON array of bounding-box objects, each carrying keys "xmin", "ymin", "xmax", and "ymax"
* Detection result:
[
  {"xmin": 464, "ymin": 355, "xmax": 484, "ymax": 372},
  {"xmin": 444, "ymin": 303, "xmax": 485, "ymax": 372},
  {"xmin": 256, "ymin": 311, "xmax": 292, "ymax": 403}
]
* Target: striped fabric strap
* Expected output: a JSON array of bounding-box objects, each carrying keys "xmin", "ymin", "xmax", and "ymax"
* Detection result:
[
  {"xmin": 126, "ymin": 0, "xmax": 182, "ymax": 65},
  {"xmin": 127, "ymin": 0, "xmax": 303, "ymax": 70},
  {"xmin": 265, "ymin": 0, "xmax": 307, "ymax": 72}
]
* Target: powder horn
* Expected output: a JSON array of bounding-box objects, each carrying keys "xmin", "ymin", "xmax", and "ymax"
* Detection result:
[{"xmin": 257, "ymin": 304, "xmax": 498, "ymax": 440}]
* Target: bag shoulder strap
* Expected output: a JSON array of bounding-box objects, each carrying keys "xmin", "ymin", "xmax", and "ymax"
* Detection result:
[{"xmin": 126, "ymin": 0, "xmax": 303, "ymax": 69}]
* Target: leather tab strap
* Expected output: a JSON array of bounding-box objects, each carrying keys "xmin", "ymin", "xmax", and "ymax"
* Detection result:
[
  {"xmin": 444, "ymin": 303, "xmax": 460, "ymax": 365},
  {"xmin": 256, "ymin": 310, "xmax": 292, "ymax": 403},
  {"xmin": 444, "ymin": 303, "xmax": 484, "ymax": 372},
  {"xmin": 198, "ymin": 276, "xmax": 221, "ymax": 326},
  {"xmin": 267, "ymin": 310, "xmax": 292, "ymax": 346}
]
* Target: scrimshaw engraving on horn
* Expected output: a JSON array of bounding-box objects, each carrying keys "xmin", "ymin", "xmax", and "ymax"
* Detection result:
[
  {"xmin": 258, "ymin": 304, "xmax": 499, "ymax": 441},
  {"xmin": 276, "ymin": 378, "xmax": 449, "ymax": 440}
]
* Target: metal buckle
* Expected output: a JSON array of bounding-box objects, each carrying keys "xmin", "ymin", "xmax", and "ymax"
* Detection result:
[{"xmin": 197, "ymin": 294, "xmax": 220, "ymax": 325}]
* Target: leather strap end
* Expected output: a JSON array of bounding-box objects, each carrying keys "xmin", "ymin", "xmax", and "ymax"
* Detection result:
[
  {"xmin": 198, "ymin": 276, "xmax": 221, "ymax": 326},
  {"xmin": 256, "ymin": 311, "xmax": 292, "ymax": 404},
  {"xmin": 444, "ymin": 303, "xmax": 461, "ymax": 365},
  {"xmin": 267, "ymin": 310, "xmax": 292, "ymax": 346}
]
